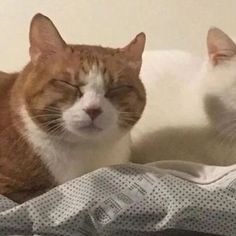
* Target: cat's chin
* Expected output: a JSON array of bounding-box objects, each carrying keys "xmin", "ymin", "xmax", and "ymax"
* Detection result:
[
  {"xmin": 78, "ymin": 124, "xmax": 103, "ymax": 133},
  {"xmin": 68, "ymin": 124, "xmax": 104, "ymax": 139},
  {"xmin": 55, "ymin": 125, "xmax": 127, "ymax": 144},
  {"xmin": 60, "ymin": 131, "xmax": 102, "ymax": 143}
]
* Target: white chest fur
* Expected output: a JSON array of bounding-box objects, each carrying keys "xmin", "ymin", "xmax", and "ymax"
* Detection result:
[
  {"xmin": 33, "ymin": 135, "xmax": 130, "ymax": 184},
  {"xmin": 21, "ymin": 108, "xmax": 130, "ymax": 184}
]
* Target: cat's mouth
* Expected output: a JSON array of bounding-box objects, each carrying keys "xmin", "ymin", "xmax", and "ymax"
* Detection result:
[{"xmin": 78, "ymin": 123, "xmax": 103, "ymax": 133}]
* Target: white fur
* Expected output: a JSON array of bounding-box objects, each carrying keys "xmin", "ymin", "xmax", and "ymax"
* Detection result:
[
  {"xmin": 20, "ymin": 65, "xmax": 130, "ymax": 184},
  {"xmin": 131, "ymin": 50, "xmax": 236, "ymax": 165},
  {"xmin": 133, "ymin": 50, "xmax": 208, "ymax": 133},
  {"xmin": 63, "ymin": 65, "xmax": 118, "ymax": 139}
]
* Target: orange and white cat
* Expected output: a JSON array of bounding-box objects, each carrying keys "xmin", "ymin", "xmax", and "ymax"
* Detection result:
[{"xmin": 0, "ymin": 14, "xmax": 146, "ymax": 202}]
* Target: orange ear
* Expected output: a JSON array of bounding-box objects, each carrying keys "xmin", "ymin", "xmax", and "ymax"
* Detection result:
[
  {"xmin": 29, "ymin": 13, "xmax": 66, "ymax": 63},
  {"xmin": 120, "ymin": 33, "xmax": 146, "ymax": 71},
  {"xmin": 207, "ymin": 27, "xmax": 236, "ymax": 65}
]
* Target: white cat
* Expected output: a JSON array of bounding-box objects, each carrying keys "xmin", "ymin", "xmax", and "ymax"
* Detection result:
[{"xmin": 131, "ymin": 28, "xmax": 236, "ymax": 166}]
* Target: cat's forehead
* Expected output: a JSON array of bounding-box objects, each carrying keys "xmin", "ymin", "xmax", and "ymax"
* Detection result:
[
  {"xmin": 60, "ymin": 45, "xmax": 120, "ymax": 84},
  {"xmin": 67, "ymin": 45, "xmax": 118, "ymax": 68},
  {"xmin": 65, "ymin": 63, "xmax": 106, "ymax": 87},
  {"xmin": 71, "ymin": 44, "xmax": 118, "ymax": 56},
  {"xmin": 63, "ymin": 56, "xmax": 106, "ymax": 85}
]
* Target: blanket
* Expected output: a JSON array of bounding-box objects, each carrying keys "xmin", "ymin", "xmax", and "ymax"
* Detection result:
[{"xmin": 0, "ymin": 161, "xmax": 235, "ymax": 236}]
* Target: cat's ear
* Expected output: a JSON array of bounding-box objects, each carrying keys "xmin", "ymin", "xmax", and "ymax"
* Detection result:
[
  {"xmin": 120, "ymin": 32, "xmax": 146, "ymax": 71},
  {"xmin": 207, "ymin": 27, "xmax": 236, "ymax": 65},
  {"xmin": 29, "ymin": 13, "xmax": 66, "ymax": 63}
]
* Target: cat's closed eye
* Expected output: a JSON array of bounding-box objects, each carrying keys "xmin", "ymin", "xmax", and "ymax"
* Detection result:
[
  {"xmin": 106, "ymin": 85, "xmax": 134, "ymax": 97},
  {"xmin": 52, "ymin": 79, "xmax": 82, "ymax": 96}
]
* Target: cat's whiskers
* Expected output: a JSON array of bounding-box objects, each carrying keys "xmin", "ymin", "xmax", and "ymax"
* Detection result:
[
  {"xmin": 118, "ymin": 119, "xmax": 139, "ymax": 127},
  {"xmin": 47, "ymin": 122, "xmax": 64, "ymax": 135},
  {"xmin": 120, "ymin": 112, "xmax": 137, "ymax": 116},
  {"xmin": 30, "ymin": 107, "xmax": 61, "ymax": 115},
  {"xmin": 218, "ymin": 121, "xmax": 236, "ymax": 136},
  {"xmin": 217, "ymin": 122, "xmax": 236, "ymax": 147},
  {"xmin": 39, "ymin": 117, "xmax": 66, "ymax": 139},
  {"xmin": 119, "ymin": 111, "xmax": 140, "ymax": 118},
  {"xmin": 216, "ymin": 118, "xmax": 236, "ymax": 134},
  {"xmin": 120, "ymin": 115, "xmax": 140, "ymax": 122},
  {"xmin": 38, "ymin": 118, "xmax": 64, "ymax": 131},
  {"xmin": 45, "ymin": 122, "xmax": 67, "ymax": 142},
  {"xmin": 218, "ymin": 116, "xmax": 236, "ymax": 125},
  {"xmin": 121, "ymin": 115, "xmax": 140, "ymax": 120},
  {"xmin": 53, "ymin": 128, "xmax": 66, "ymax": 141},
  {"xmin": 30, "ymin": 115, "xmax": 61, "ymax": 120},
  {"xmin": 119, "ymin": 110, "xmax": 141, "ymax": 114}
]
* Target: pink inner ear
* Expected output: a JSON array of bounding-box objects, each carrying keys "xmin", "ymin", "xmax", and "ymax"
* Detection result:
[
  {"xmin": 208, "ymin": 44, "xmax": 217, "ymax": 57},
  {"xmin": 29, "ymin": 46, "xmax": 41, "ymax": 62},
  {"xmin": 29, "ymin": 45, "xmax": 58, "ymax": 63},
  {"xmin": 29, "ymin": 14, "xmax": 66, "ymax": 63},
  {"xmin": 207, "ymin": 28, "xmax": 236, "ymax": 65}
]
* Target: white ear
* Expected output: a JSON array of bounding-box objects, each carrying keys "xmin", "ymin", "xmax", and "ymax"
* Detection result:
[
  {"xmin": 29, "ymin": 13, "xmax": 66, "ymax": 63},
  {"xmin": 120, "ymin": 32, "xmax": 146, "ymax": 71},
  {"xmin": 207, "ymin": 27, "xmax": 236, "ymax": 65}
]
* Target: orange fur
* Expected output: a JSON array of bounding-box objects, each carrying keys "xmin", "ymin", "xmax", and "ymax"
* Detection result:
[{"xmin": 0, "ymin": 14, "xmax": 146, "ymax": 203}]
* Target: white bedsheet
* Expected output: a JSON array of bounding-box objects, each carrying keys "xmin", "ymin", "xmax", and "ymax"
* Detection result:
[{"xmin": 0, "ymin": 161, "xmax": 234, "ymax": 236}]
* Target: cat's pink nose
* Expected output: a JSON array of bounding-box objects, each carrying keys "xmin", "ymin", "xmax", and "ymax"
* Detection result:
[{"xmin": 84, "ymin": 107, "xmax": 103, "ymax": 120}]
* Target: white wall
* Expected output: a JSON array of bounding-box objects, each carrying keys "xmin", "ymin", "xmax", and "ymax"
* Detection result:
[{"xmin": 0, "ymin": 0, "xmax": 236, "ymax": 71}]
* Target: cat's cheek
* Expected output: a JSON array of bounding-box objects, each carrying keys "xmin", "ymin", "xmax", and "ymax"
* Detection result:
[{"xmin": 62, "ymin": 107, "xmax": 89, "ymax": 135}]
